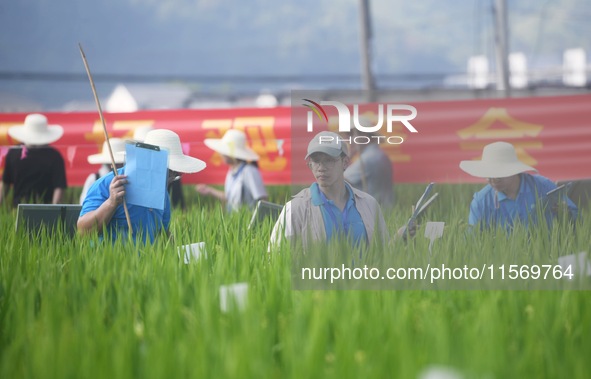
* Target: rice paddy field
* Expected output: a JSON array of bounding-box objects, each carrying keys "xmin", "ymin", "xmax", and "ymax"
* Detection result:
[{"xmin": 1, "ymin": 184, "xmax": 590, "ymax": 379}]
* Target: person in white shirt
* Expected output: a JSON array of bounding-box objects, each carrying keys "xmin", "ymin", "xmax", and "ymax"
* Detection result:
[{"xmin": 196, "ymin": 129, "xmax": 267, "ymax": 212}]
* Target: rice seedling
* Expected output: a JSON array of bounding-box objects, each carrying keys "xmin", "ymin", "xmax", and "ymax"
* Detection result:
[{"xmin": 1, "ymin": 184, "xmax": 589, "ymax": 378}]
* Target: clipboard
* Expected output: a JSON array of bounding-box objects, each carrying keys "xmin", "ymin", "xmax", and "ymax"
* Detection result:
[{"xmin": 125, "ymin": 142, "xmax": 169, "ymax": 210}]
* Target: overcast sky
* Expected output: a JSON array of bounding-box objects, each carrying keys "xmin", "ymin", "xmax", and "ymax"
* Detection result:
[{"xmin": 1, "ymin": 0, "xmax": 589, "ymax": 109}]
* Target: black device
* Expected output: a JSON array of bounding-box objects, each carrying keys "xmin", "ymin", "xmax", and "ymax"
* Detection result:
[
  {"xmin": 15, "ymin": 204, "xmax": 82, "ymax": 238},
  {"xmin": 248, "ymin": 200, "xmax": 283, "ymax": 229}
]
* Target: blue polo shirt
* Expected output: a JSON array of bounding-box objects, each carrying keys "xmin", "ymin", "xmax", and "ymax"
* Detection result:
[
  {"xmin": 310, "ymin": 182, "xmax": 368, "ymax": 246},
  {"xmin": 80, "ymin": 167, "xmax": 171, "ymax": 244},
  {"xmin": 468, "ymin": 173, "xmax": 577, "ymax": 232}
]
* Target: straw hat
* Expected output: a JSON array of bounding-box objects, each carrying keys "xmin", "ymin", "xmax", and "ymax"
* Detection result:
[
  {"xmin": 8, "ymin": 114, "xmax": 64, "ymax": 145},
  {"xmin": 204, "ymin": 129, "xmax": 259, "ymax": 161},
  {"xmin": 144, "ymin": 129, "xmax": 206, "ymax": 173},
  {"xmin": 305, "ymin": 131, "xmax": 349, "ymax": 159},
  {"xmin": 459, "ymin": 141, "xmax": 537, "ymax": 178},
  {"xmin": 88, "ymin": 138, "xmax": 126, "ymax": 165}
]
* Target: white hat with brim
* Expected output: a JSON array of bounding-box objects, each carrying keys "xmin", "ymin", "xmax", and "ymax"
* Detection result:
[
  {"xmin": 8, "ymin": 114, "xmax": 64, "ymax": 145},
  {"xmin": 88, "ymin": 138, "xmax": 126, "ymax": 165},
  {"xmin": 305, "ymin": 131, "xmax": 349, "ymax": 159},
  {"xmin": 459, "ymin": 141, "xmax": 537, "ymax": 178},
  {"xmin": 204, "ymin": 129, "xmax": 259, "ymax": 162},
  {"xmin": 144, "ymin": 129, "xmax": 206, "ymax": 174}
]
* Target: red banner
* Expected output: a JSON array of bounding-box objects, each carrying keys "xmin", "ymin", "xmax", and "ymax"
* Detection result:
[{"xmin": 1, "ymin": 94, "xmax": 590, "ymax": 186}]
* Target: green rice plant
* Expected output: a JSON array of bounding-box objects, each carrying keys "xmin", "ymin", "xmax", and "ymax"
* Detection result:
[{"xmin": 0, "ymin": 185, "xmax": 590, "ymax": 379}]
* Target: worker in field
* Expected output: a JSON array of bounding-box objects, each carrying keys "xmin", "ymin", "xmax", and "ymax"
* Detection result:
[
  {"xmin": 339, "ymin": 115, "xmax": 395, "ymax": 210},
  {"xmin": 1, "ymin": 114, "xmax": 67, "ymax": 206},
  {"xmin": 269, "ymin": 131, "xmax": 390, "ymax": 250},
  {"xmin": 77, "ymin": 129, "xmax": 206, "ymax": 244},
  {"xmin": 195, "ymin": 129, "xmax": 267, "ymax": 212},
  {"xmin": 459, "ymin": 141, "xmax": 578, "ymax": 232},
  {"xmin": 133, "ymin": 126, "xmax": 187, "ymax": 210}
]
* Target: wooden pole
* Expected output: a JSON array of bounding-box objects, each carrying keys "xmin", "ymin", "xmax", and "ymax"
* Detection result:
[{"xmin": 78, "ymin": 44, "xmax": 133, "ymax": 231}]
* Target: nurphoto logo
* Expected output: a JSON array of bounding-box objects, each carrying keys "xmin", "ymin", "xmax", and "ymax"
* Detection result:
[{"xmin": 303, "ymin": 98, "xmax": 418, "ymax": 145}]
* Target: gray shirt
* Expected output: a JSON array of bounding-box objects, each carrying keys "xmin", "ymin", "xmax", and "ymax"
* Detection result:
[
  {"xmin": 224, "ymin": 163, "xmax": 267, "ymax": 212},
  {"xmin": 344, "ymin": 144, "xmax": 394, "ymax": 208}
]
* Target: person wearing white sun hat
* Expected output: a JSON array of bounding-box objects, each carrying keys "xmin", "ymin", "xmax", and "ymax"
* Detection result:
[
  {"xmin": 131, "ymin": 126, "xmax": 186, "ymax": 210},
  {"xmin": 196, "ymin": 129, "xmax": 267, "ymax": 212},
  {"xmin": 1, "ymin": 114, "xmax": 67, "ymax": 206},
  {"xmin": 79, "ymin": 138, "xmax": 126, "ymax": 204},
  {"xmin": 460, "ymin": 141, "xmax": 577, "ymax": 232},
  {"xmin": 78, "ymin": 129, "xmax": 206, "ymax": 244}
]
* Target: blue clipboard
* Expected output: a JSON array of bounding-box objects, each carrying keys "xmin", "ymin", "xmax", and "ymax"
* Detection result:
[{"xmin": 125, "ymin": 142, "xmax": 169, "ymax": 210}]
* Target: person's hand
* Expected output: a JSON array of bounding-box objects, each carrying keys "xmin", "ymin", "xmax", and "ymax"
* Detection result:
[
  {"xmin": 397, "ymin": 220, "xmax": 418, "ymax": 241},
  {"xmin": 551, "ymin": 200, "xmax": 571, "ymax": 219},
  {"xmin": 195, "ymin": 184, "xmax": 211, "ymax": 196},
  {"xmin": 109, "ymin": 175, "xmax": 128, "ymax": 207}
]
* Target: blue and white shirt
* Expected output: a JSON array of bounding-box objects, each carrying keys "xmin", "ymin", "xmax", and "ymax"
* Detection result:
[
  {"xmin": 310, "ymin": 182, "xmax": 368, "ymax": 246},
  {"xmin": 80, "ymin": 167, "xmax": 171, "ymax": 244},
  {"xmin": 468, "ymin": 173, "xmax": 578, "ymax": 232}
]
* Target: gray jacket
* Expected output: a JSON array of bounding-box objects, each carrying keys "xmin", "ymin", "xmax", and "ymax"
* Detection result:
[{"xmin": 270, "ymin": 184, "xmax": 390, "ymax": 249}]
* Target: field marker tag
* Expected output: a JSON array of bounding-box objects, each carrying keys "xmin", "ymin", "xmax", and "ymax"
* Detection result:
[
  {"xmin": 177, "ymin": 242, "xmax": 207, "ymax": 264},
  {"xmin": 558, "ymin": 252, "xmax": 591, "ymax": 280},
  {"xmin": 424, "ymin": 222, "xmax": 444, "ymax": 240},
  {"xmin": 424, "ymin": 222, "xmax": 445, "ymax": 253},
  {"xmin": 220, "ymin": 282, "xmax": 249, "ymax": 313}
]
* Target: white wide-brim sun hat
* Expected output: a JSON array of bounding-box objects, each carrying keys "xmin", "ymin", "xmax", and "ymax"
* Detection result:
[
  {"xmin": 88, "ymin": 138, "xmax": 126, "ymax": 165},
  {"xmin": 8, "ymin": 114, "xmax": 64, "ymax": 145},
  {"xmin": 459, "ymin": 141, "xmax": 537, "ymax": 178},
  {"xmin": 204, "ymin": 129, "xmax": 260, "ymax": 162},
  {"xmin": 144, "ymin": 129, "xmax": 207, "ymax": 174}
]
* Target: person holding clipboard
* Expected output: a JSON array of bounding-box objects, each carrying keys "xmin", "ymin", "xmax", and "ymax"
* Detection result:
[
  {"xmin": 460, "ymin": 141, "xmax": 578, "ymax": 232},
  {"xmin": 77, "ymin": 129, "xmax": 206, "ymax": 244}
]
